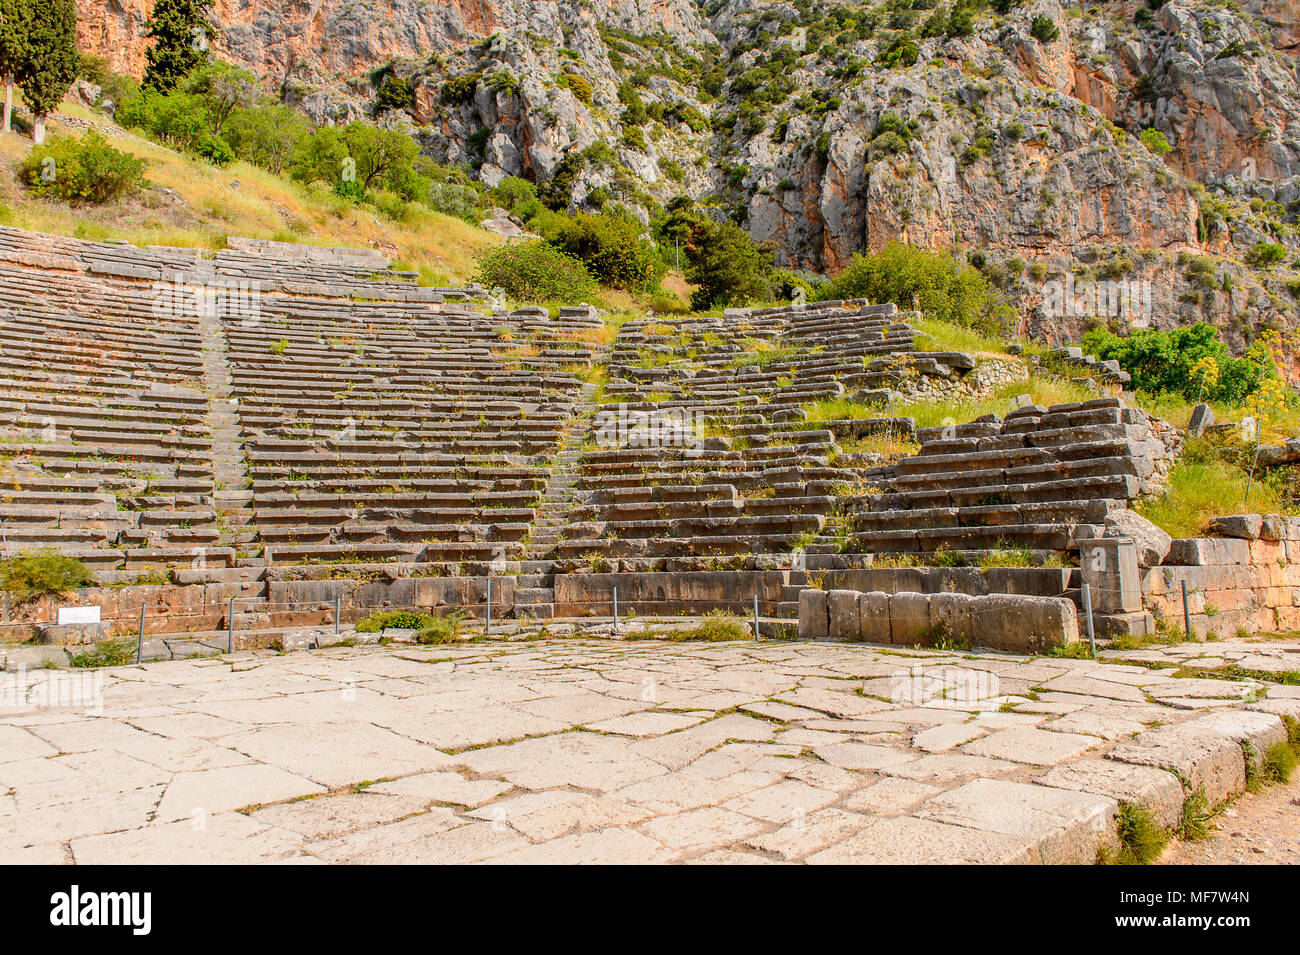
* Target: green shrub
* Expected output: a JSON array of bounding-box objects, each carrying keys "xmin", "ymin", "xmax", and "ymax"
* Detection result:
[
  {"xmin": 1030, "ymin": 15, "xmax": 1060, "ymax": 43},
  {"xmin": 877, "ymin": 35, "xmax": 920, "ymax": 68},
  {"xmin": 1138, "ymin": 127, "xmax": 1172, "ymax": 157},
  {"xmin": 428, "ymin": 181, "xmax": 487, "ymax": 223},
  {"xmin": 354, "ymin": 609, "xmax": 432, "ymax": 632},
  {"xmin": 116, "ymin": 89, "xmax": 211, "ymax": 150},
  {"xmin": 550, "ymin": 212, "xmax": 665, "ymax": 291},
  {"xmin": 19, "ymin": 132, "xmax": 147, "ymax": 204},
  {"xmin": 475, "ymin": 240, "xmax": 597, "ymax": 301},
  {"xmin": 0, "ymin": 552, "xmax": 97, "ymax": 603},
  {"xmin": 1244, "ymin": 242, "xmax": 1287, "ymax": 268},
  {"xmin": 374, "ymin": 75, "xmax": 415, "ymax": 112},
  {"xmin": 816, "ymin": 241, "xmax": 1012, "ymax": 334},
  {"xmin": 1081, "ymin": 323, "xmax": 1276, "ymax": 405},
  {"xmin": 196, "ymin": 135, "xmax": 235, "ymax": 166},
  {"xmin": 562, "ymin": 72, "xmax": 593, "ymax": 105}
]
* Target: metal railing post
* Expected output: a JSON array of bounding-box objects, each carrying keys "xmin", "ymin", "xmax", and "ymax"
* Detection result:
[
  {"xmin": 227, "ymin": 596, "xmax": 235, "ymax": 654},
  {"xmin": 1082, "ymin": 582, "xmax": 1095, "ymax": 659},
  {"xmin": 136, "ymin": 605, "xmax": 145, "ymax": 664},
  {"xmin": 485, "ymin": 577, "xmax": 492, "ymax": 637}
]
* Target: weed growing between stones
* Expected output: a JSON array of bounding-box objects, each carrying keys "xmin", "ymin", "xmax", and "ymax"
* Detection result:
[
  {"xmin": 1262, "ymin": 741, "xmax": 1297, "ymax": 784},
  {"xmin": 415, "ymin": 610, "xmax": 470, "ymax": 645},
  {"xmin": 1101, "ymin": 803, "xmax": 1170, "ymax": 865},
  {"xmin": 354, "ymin": 610, "xmax": 435, "ymax": 632},
  {"xmin": 67, "ymin": 639, "xmax": 136, "ymax": 668},
  {"xmin": 674, "ymin": 609, "xmax": 751, "ymax": 642},
  {"xmin": 1176, "ymin": 788, "xmax": 1212, "ymax": 842}
]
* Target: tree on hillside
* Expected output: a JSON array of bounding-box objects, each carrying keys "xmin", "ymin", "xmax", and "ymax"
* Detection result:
[
  {"xmin": 0, "ymin": 0, "xmax": 32, "ymax": 134},
  {"xmin": 18, "ymin": 0, "xmax": 76, "ymax": 144},
  {"xmin": 183, "ymin": 60, "xmax": 257, "ymax": 135},
  {"xmin": 142, "ymin": 0, "xmax": 213, "ymax": 93}
]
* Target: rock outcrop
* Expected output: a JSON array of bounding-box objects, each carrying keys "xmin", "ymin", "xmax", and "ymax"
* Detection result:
[{"xmin": 74, "ymin": 0, "xmax": 1300, "ymax": 353}]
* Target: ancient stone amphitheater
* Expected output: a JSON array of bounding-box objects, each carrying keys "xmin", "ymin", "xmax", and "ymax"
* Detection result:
[{"xmin": 2, "ymin": 226, "xmax": 1296, "ymax": 655}]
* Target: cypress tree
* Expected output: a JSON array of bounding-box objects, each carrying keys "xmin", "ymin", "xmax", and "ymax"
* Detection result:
[
  {"xmin": 0, "ymin": 0, "xmax": 32, "ymax": 134},
  {"xmin": 18, "ymin": 0, "xmax": 76, "ymax": 144},
  {"xmin": 142, "ymin": 0, "xmax": 213, "ymax": 93}
]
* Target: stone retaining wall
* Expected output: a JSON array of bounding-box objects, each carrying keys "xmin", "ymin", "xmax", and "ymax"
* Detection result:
[
  {"xmin": 1142, "ymin": 515, "xmax": 1300, "ymax": 638},
  {"xmin": 552, "ymin": 571, "xmax": 788, "ymax": 617},
  {"xmin": 799, "ymin": 588, "xmax": 1080, "ymax": 652}
]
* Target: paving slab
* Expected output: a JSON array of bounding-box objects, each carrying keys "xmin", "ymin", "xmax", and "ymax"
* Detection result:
[{"xmin": 0, "ymin": 637, "xmax": 1290, "ymax": 865}]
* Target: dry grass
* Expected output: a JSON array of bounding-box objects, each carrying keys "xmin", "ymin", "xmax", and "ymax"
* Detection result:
[{"xmin": 0, "ymin": 104, "xmax": 501, "ymax": 285}]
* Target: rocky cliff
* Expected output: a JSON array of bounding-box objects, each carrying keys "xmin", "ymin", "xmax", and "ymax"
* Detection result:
[{"xmin": 75, "ymin": 0, "xmax": 1300, "ymax": 356}]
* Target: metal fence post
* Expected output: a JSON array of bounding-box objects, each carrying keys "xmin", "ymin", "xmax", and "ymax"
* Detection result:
[
  {"xmin": 753, "ymin": 592, "xmax": 760, "ymax": 639},
  {"xmin": 1082, "ymin": 582, "xmax": 1095, "ymax": 659},
  {"xmin": 1182, "ymin": 580, "xmax": 1192, "ymax": 639},
  {"xmin": 335, "ymin": 592, "xmax": 341, "ymax": 636},
  {"xmin": 485, "ymin": 577, "xmax": 492, "ymax": 637},
  {"xmin": 227, "ymin": 596, "xmax": 235, "ymax": 654},
  {"xmin": 612, "ymin": 586, "xmax": 618, "ymax": 634},
  {"xmin": 136, "ymin": 605, "xmax": 145, "ymax": 664}
]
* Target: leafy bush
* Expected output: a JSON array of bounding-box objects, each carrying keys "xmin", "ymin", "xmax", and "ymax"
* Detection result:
[
  {"xmin": 1244, "ymin": 242, "xmax": 1287, "ymax": 268},
  {"xmin": 354, "ymin": 609, "xmax": 432, "ymax": 632},
  {"xmin": 877, "ymin": 35, "xmax": 920, "ymax": 68},
  {"xmin": 816, "ymin": 242, "xmax": 1012, "ymax": 334},
  {"xmin": 428, "ymin": 181, "xmax": 487, "ymax": 223},
  {"xmin": 1030, "ymin": 15, "xmax": 1060, "ymax": 42},
  {"xmin": 562, "ymin": 72, "xmax": 593, "ymax": 105},
  {"xmin": 689, "ymin": 222, "xmax": 774, "ymax": 309},
  {"xmin": 77, "ymin": 55, "xmax": 140, "ymax": 107},
  {"xmin": 1138, "ymin": 128, "xmax": 1172, "ymax": 157},
  {"xmin": 116, "ymin": 89, "xmax": 212, "ymax": 150},
  {"xmin": 0, "ymin": 552, "xmax": 97, "ymax": 603},
  {"xmin": 475, "ymin": 240, "xmax": 597, "ymax": 301},
  {"xmin": 18, "ymin": 132, "xmax": 146, "ymax": 204},
  {"xmin": 1080, "ymin": 323, "xmax": 1275, "ymax": 405},
  {"xmin": 550, "ymin": 211, "xmax": 665, "ymax": 290},
  {"xmin": 374, "ymin": 75, "xmax": 415, "ymax": 113}
]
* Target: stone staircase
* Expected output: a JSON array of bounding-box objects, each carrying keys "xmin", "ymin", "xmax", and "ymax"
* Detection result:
[
  {"xmin": 197, "ymin": 295, "xmax": 267, "ymax": 626},
  {"xmin": 516, "ymin": 381, "xmax": 602, "ymax": 617}
]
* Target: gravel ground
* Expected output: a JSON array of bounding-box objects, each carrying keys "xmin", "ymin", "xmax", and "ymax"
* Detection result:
[{"xmin": 1162, "ymin": 773, "xmax": 1300, "ymax": 864}]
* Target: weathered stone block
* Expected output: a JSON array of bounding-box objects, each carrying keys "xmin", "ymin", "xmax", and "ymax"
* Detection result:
[
  {"xmin": 826, "ymin": 590, "xmax": 861, "ymax": 641},
  {"xmin": 888, "ymin": 592, "xmax": 932, "ymax": 646},
  {"xmin": 857, "ymin": 591, "xmax": 891, "ymax": 645},
  {"xmin": 976, "ymin": 594, "xmax": 1079, "ymax": 652},
  {"xmin": 798, "ymin": 589, "xmax": 829, "ymax": 640},
  {"xmin": 1078, "ymin": 537, "xmax": 1142, "ymax": 613}
]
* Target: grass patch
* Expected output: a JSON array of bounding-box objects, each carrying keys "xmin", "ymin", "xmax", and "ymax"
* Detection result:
[
  {"xmin": 1044, "ymin": 641, "xmax": 1094, "ymax": 659},
  {"xmin": 67, "ymin": 638, "xmax": 135, "ymax": 668},
  {"xmin": 1176, "ymin": 788, "xmax": 1212, "ymax": 842},
  {"xmin": 1137, "ymin": 456, "xmax": 1284, "ymax": 539},
  {"xmin": 673, "ymin": 609, "xmax": 752, "ymax": 642},
  {"xmin": 0, "ymin": 552, "xmax": 96, "ymax": 603},
  {"xmin": 1106, "ymin": 803, "xmax": 1170, "ymax": 865}
]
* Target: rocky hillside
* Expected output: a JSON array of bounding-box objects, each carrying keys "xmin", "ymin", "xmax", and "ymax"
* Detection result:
[{"xmin": 76, "ymin": 0, "xmax": 1300, "ymax": 357}]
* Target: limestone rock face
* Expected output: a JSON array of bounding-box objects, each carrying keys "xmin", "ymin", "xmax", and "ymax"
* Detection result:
[{"xmin": 74, "ymin": 0, "xmax": 1300, "ymax": 353}]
